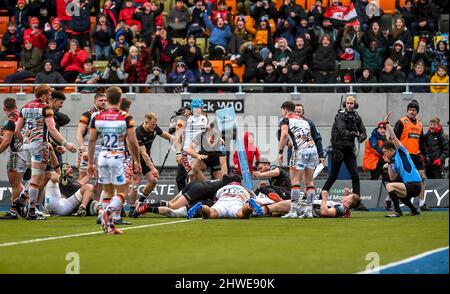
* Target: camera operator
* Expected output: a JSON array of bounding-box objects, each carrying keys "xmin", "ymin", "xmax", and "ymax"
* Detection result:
[
  {"xmin": 323, "ymin": 95, "xmax": 367, "ymax": 197},
  {"xmin": 145, "ymin": 65, "xmax": 167, "ymax": 93}
]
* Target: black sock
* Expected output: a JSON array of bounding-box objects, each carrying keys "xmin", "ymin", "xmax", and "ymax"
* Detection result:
[
  {"xmin": 388, "ymin": 191, "xmax": 401, "ymax": 213},
  {"xmin": 159, "ymin": 200, "xmax": 168, "ymax": 207},
  {"xmin": 400, "ymin": 197, "xmax": 418, "ymax": 213},
  {"xmin": 138, "ymin": 194, "xmax": 148, "ymax": 202}
]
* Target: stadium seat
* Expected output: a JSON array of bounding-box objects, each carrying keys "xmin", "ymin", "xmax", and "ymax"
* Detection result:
[
  {"xmin": 337, "ymin": 60, "xmax": 362, "ymax": 70},
  {"xmin": 380, "ymin": 0, "xmax": 396, "ymax": 15},
  {"xmin": 0, "ymin": 61, "xmax": 17, "ymax": 82},
  {"xmin": 339, "ymin": 0, "xmax": 351, "ymax": 6},
  {"xmin": 0, "ymin": 86, "xmax": 10, "ymax": 93},
  {"xmin": 11, "ymin": 86, "xmax": 34, "ymax": 93},
  {"xmin": 63, "ymin": 86, "xmax": 76, "ymax": 93},
  {"xmin": 225, "ymin": 62, "xmax": 245, "ymax": 82},
  {"xmin": 296, "ymin": 0, "xmax": 306, "ymax": 9},
  {"xmin": 206, "ymin": 60, "xmax": 224, "ymax": 77},
  {"xmin": 196, "ymin": 37, "xmax": 208, "ymax": 54},
  {"xmin": 0, "ymin": 16, "xmax": 9, "ymax": 38},
  {"xmin": 0, "ymin": 9, "xmax": 9, "ymax": 16},
  {"xmin": 90, "ymin": 16, "xmax": 96, "ymax": 32},
  {"xmin": 93, "ymin": 60, "xmax": 109, "ymax": 73},
  {"xmin": 225, "ymin": 0, "xmax": 237, "ymax": 15}
]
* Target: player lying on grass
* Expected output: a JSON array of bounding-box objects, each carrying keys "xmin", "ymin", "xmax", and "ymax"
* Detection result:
[
  {"xmin": 382, "ymin": 112, "xmax": 422, "ymax": 217},
  {"xmin": 186, "ymin": 179, "xmax": 264, "ymax": 219},
  {"xmin": 44, "ymin": 145, "xmax": 98, "ymax": 216},
  {"xmin": 258, "ymin": 188, "xmax": 361, "ymax": 218},
  {"xmin": 132, "ymin": 174, "xmax": 242, "ymax": 218}
]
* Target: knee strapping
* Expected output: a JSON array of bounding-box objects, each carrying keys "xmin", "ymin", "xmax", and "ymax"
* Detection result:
[{"xmin": 31, "ymin": 168, "xmax": 43, "ymax": 176}]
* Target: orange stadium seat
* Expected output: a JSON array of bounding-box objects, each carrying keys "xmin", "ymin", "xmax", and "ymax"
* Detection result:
[
  {"xmin": 339, "ymin": 0, "xmax": 352, "ymax": 6},
  {"xmin": 206, "ymin": 60, "xmax": 224, "ymax": 77},
  {"xmin": 0, "ymin": 86, "xmax": 10, "ymax": 93},
  {"xmin": 225, "ymin": 0, "xmax": 237, "ymax": 15},
  {"xmin": 0, "ymin": 16, "xmax": 9, "ymax": 38},
  {"xmin": 0, "ymin": 61, "xmax": 17, "ymax": 82},
  {"xmin": 380, "ymin": 0, "xmax": 396, "ymax": 15},
  {"xmin": 63, "ymin": 86, "xmax": 76, "ymax": 93},
  {"xmin": 225, "ymin": 62, "xmax": 245, "ymax": 83},
  {"xmin": 11, "ymin": 86, "xmax": 34, "ymax": 93}
]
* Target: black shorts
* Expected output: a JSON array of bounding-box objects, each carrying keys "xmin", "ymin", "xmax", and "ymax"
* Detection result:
[
  {"xmin": 256, "ymin": 186, "xmax": 290, "ymax": 201},
  {"xmin": 410, "ymin": 154, "xmax": 424, "ymax": 171},
  {"xmin": 405, "ymin": 182, "xmax": 422, "ymax": 198},
  {"xmin": 140, "ymin": 158, "xmax": 151, "ymax": 176},
  {"xmin": 182, "ymin": 181, "xmax": 207, "ymax": 204},
  {"xmin": 72, "ymin": 33, "xmax": 90, "ymax": 48},
  {"xmin": 202, "ymin": 155, "xmax": 222, "ymax": 172}
]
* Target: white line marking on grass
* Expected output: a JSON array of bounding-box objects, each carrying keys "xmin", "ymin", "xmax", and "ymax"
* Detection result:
[
  {"xmin": 357, "ymin": 246, "xmax": 449, "ymax": 274},
  {"xmin": 0, "ymin": 219, "xmax": 197, "ymax": 248}
]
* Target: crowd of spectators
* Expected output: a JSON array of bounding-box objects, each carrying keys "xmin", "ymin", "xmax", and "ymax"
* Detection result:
[{"xmin": 0, "ymin": 0, "xmax": 448, "ymax": 93}]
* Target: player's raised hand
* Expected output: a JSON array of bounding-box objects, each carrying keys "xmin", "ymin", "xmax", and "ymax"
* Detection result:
[{"xmin": 383, "ymin": 112, "xmax": 392, "ymax": 124}]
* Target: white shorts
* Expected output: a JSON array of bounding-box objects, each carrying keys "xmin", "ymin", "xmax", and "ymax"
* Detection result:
[
  {"xmin": 211, "ymin": 198, "xmax": 243, "ymax": 218},
  {"xmin": 23, "ymin": 141, "xmax": 49, "ymax": 164},
  {"xmin": 7, "ymin": 151, "xmax": 27, "ymax": 173},
  {"xmin": 290, "ymin": 148, "xmax": 318, "ymax": 171},
  {"xmin": 45, "ymin": 190, "xmax": 83, "ymax": 216},
  {"xmin": 98, "ymin": 152, "xmax": 126, "ymax": 185}
]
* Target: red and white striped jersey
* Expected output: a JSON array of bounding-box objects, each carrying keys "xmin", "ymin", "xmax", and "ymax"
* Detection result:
[
  {"xmin": 279, "ymin": 113, "xmax": 316, "ymax": 150},
  {"xmin": 20, "ymin": 99, "xmax": 54, "ymax": 145}
]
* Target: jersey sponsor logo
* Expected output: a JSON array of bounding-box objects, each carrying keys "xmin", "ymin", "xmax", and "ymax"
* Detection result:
[{"xmin": 408, "ymin": 133, "xmax": 420, "ymax": 139}]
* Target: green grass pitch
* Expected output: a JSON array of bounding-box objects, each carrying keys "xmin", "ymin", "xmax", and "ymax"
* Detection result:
[{"xmin": 0, "ymin": 212, "xmax": 448, "ymax": 274}]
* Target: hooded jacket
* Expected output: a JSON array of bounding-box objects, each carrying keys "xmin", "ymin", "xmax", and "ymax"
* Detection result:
[
  {"xmin": 425, "ymin": 124, "xmax": 449, "ymax": 163},
  {"xmin": 44, "ymin": 28, "xmax": 68, "ymax": 52},
  {"xmin": 60, "ymin": 47, "xmax": 88, "ymax": 73},
  {"xmin": 91, "ymin": 19, "xmax": 114, "ymax": 47},
  {"xmin": 363, "ymin": 127, "xmax": 386, "ymax": 171},
  {"xmin": 389, "ymin": 40, "xmax": 410, "ymax": 75},
  {"xmin": 35, "ymin": 59, "xmax": 67, "ymax": 84},
  {"xmin": 133, "ymin": 3, "xmax": 164, "ymax": 39},
  {"xmin": 233, "ymin": 131, "xmax": 261, "ymax": 175},
  {"xmin": 20, "ymin": 45, "xmax": 42, "ymax": 74},
  {"xmin": 430, "ymin": 72, "xmax": 449, "ymax": 93}
]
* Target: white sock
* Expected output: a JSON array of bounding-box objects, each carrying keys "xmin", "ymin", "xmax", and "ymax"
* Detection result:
[
  {"xmin": 419, "ymin": 199, "xmax": 425, "ymax": 206},
  {"xmin": 165, "ymin": 206, "xmax": 188, "ymax": 218},
  {"xmin": 107, "ymin": 195, "xmax": 123, "ymax": 214}
]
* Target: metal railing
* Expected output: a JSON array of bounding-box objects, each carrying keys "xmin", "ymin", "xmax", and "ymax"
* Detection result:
[{"xmin": 1, "ymin": 83, "xmax": 448, "ymax": 94}]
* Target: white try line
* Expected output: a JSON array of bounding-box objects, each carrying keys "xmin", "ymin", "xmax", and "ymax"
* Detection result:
[
  {"xmin": 0, "ymin": 219, "xmax": 197, "ymax": 248},
  {"xmin": 357, "ymin": 246, "xmax": 449, "ymax": 274}
]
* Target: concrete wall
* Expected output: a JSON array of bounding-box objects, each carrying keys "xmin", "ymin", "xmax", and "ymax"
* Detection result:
[{"xmin": 1, "ymin": 93, "xmax": 448, "ymax": 180}]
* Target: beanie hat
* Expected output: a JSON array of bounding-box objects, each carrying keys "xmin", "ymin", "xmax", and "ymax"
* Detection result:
[{"xmin": 407, "ymin": 100, "xmax": 420, "ymax": 113}]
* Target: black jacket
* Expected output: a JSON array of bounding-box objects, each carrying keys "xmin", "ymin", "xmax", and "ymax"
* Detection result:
[
  {"xmin": 331, "ymin": 110, "xmax": 367, "ymax": 149},
  {"xmin": 425, "ymin": 126, "xmax": 449, "ymax": 163},
  {"xmin": 313, "ymin": 44, "xmax": 336, "ymax": 72}
]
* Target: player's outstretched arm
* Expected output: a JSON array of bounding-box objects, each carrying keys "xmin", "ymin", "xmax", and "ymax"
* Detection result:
[
  {"xmin": 45, "ymin": 116, "xmax": 77, "ymax": 153},
  {"xmin": 384, "ymin": 112, "xmax": 402, "ymax": 149},
  {"xmin": 320, "ymin": 191, "xmax": 337, "ymax": 218}
]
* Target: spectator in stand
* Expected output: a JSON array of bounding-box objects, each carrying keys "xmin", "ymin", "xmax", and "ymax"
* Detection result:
[
  {"xmin": 362, "ymin": 122, "xmax": 387, "ymax": 180},
  {"xmin": 279, "ymin": 0, "xmax": 307, "ymax": 23},
  {"xmin": 119, "ymin": 0, "xmax": 141, "ymax": 34},
  {"xmin": 276, "ymin": 17, "xmax": 296, "ymax": 49},
  {"xmin": 180, "ymin": 34, "xmax": 204, "ymax": 80},
  {"xmin": 199, "ymin": 61, "xmax": 221, "ymax": 92},
  {"xmin": 424, "ymin": 117, "xmax": 449, "ymax": 179},
  {"xmin": 145, "ymin": 65, "xmax": 167, "ymax": 93},
  {"xmin": 188, "ymin": 0, "xmax": 207, "ymax": 37},
  {"xmin": 355, "ymin": 68, "xmax": 377, "ymax": 93},
  {"xmin": 124, "ymin": 44, "xmax": 150, "ymax": 85},
  {"xmin": 258, "ymin": 62, "xmax": 281, "ymax": 93},
  {"xmin": 313, "ymin": 34, "xmax": 336, "ymax": 91},
  {"xmin": 60, "ymin": 39, "xmax": 89, "ymax": 82},
  {"xmin": 237, "ymin": 41, "xmax": 264, "ymax": 82},
  {"xmin": 166, "ymin": 61, "xmax": 197, "ymax": 93},
  {"xmin": 154, "ymin": 28, "xmax": 181, "ymax": 74},
  {"xmin": 23, "ymin": 17, "xmax": 48, "ymax": 52},
  {"xmin": 233, "ymin": 131, "xmax": 261, "ymax": 175},
  {"xmin": 56, "ymin": 0, "xmax": 72, "ymax": 28},
  {"xmin": 133, "ymin": 1, "xmax": 164, "ymax": 45},
  {"xmin": 228, "ymin": 15, "xmax": 253, "ymax": 60},
  {"xmin": 245, "ymin": 16, "xmax": 275, "ymax": 59},
  {"xmin": 101, "ymin": 58, "xmax": 126, "ymax": 84},
  {"xmin": 433, "ymin": 40, "xmax": 449, "ymax": 70},
  {"xmin": 279, "ymin": 60, "xmax": 314, "ymax": 92},
  {"xmin": 411, "ymin": 38, "xmax": 433, "ymax": 75},
  {"xmin": 28, "ymin": 0, "xmax": 53, "ymax": 28},
  {"xmin": 407, "ymin": 61, "xmax": 429, "ymax": 93},
  {"xmin": 353, "ymin": 38, "xmax": 386, "ymax": 78},
  {"xmin": 354, "ymin": 0, "xmax": 384, "ymax": 33},
  {"xmin": 3, "ymin": 37, "xmax": 42, "ymax": 83},
  {"xmin": 168, "ymin": 0, "xmax": 189, "ymax": 37},
  {"xmin": 395, "ymin": 0, "xmax": 415, "ymax": 28},
  {"xmin": 289, "ymin": 36, "xmax": 312, "ymax": 69},
  {"xmin": 203, "ymin": 12, "xmax": 232, "ymax": 59},
  {"xmin": 44, "ymin": 40, "xmax": 64, "ymax": 72},
  {"xmin": 388, "ymin": 40, "xmax": 410, "ymax": 76},
  {"xmin": 0, "ymin": 22, "xmax": 23, "ymax": 61},
  {"xmin": 294, "ymin": 17, "xmax": 316, "ymax": 47},
  {"xmin": 361, "ymin": 21, "xmax": 387, "ymax": 49},
  {"xmin": 378, "ymin": 58, "xmax": 406, "ymax": 92},
  {"xmin": 309, "ymin": 0, "xmax": 325, "ymax": 25},
  {"xmin": 14, "ymin": 0, "xmax": 30, "ymax": 31},
  {"xmin": 97, "ymin": 0, "xmax": 119, "ymax": 32},
  {"xmin": 44, "ymin": 18, "xmax": 68, "ymax": 53},
  {"xmin": 110, "ymin": 30, "xmax": 130, "ymax": 64},
  {"xmin": 411, "ymin": 0, "xmax": 439, "ymax": 35},
  {"xmin": 273, "ymin": 38, "xmax": 292, "ymax": 67},
  {"xmin": 212, "ymin": 0, "xmax": 232, "ymax": 26},
  {"xmin": 388, "ymin": 17, "xmax": 413, "ymax": 53},
  {"xmin": 69, "ymin": 0, "xmax": 94, "ymax": 56},
  {"xmin": 430, "ymin": 65, "xmax": 449, "ymax": 93},
  {"xmin": 34, "ymin": 59, "xmax": 67, "ymax": 84},
  {"xmin": 314, "ymin": 17, "xmax": 340, "ymax": 49},
  {"xmin": 219, "ymin": 63, "xmax": 240, "ymax": 92},
  {"xmin": 115, "ymin": 20, "xmax": 135, "ymax": 45},
  {"xmin": 75, "ymin": 58, "xmax": 101, "ymax": 93},
  {"xmin": 92, "ymin": 15, "xmax": 114, "ymax": 61},
  {"xmin": 251, "ymin": 0, "xmax": 277, "ymax": 21}
]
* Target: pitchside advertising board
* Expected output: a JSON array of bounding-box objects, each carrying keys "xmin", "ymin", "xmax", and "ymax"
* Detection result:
[
  {"xmin": 181, "ymin": 99, "xmax": 245, "ymax": 113},
  {"xmin": 0, "ymin": 180, "xmax": 448, "ymax": 209}
]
